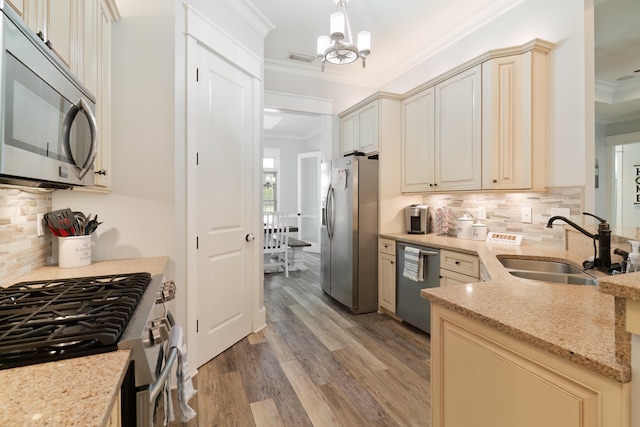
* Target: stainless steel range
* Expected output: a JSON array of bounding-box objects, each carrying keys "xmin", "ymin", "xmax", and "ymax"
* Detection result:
[{"xmin": 0, "ymin": 272, "xmax": 177, "ymax": 426}]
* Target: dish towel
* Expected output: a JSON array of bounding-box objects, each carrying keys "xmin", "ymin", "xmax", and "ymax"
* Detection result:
[
  {"xmin": 167, "ymin": 325, "xmax": 197, "ymax": 423},
  {"xmin": 403, "ymin": 246, "xmax": 424, "ymax": 282}
]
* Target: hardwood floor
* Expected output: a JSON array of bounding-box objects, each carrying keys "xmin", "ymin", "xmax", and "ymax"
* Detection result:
[{"xmin": 170, "ymin": 253, "xmax": 431, "ymax": 426}]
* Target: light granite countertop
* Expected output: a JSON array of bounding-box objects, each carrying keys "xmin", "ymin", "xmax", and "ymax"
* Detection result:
[
  {"xmin": 381, "ymin": 232, "xmax": 637, "ymax": 383},
  {"xmin": 0, "ymin": 256, "xmax": 168, "ymax": 427}
]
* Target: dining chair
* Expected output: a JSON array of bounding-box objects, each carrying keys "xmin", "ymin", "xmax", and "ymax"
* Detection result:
[{"xmin": 263, "ymin": 211, "xmax": 289, "ymax": 278}]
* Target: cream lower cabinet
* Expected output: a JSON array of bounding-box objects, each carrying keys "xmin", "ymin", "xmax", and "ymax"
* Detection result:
[
  {"xmin": 106, "ymin": 392, "xmax": 121, "ymax": 427},
  {"xmin": 481, "ymin": 41, "xmax": 553, "ymax": 190},
  {"xmin": 439, "ymin": 249, "xmax": 479, "ymax": 286},
  {"xmin": 430, "ymin": 305, "xmax": 631, "ymax": 427},
  {"xmin": 378, "ymin": 238, "xmax": 396, "ymax": 313}
]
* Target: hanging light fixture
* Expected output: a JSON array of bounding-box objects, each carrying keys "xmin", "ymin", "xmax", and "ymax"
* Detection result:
[{"xmin": 316, "ymin": 0, "xmax": 370, "ymax": 71}]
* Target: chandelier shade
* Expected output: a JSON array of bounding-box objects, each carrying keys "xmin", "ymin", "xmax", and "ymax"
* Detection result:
[{"xmin": 317, "ymin": 0, "xmax": 370, "ymax": 71}]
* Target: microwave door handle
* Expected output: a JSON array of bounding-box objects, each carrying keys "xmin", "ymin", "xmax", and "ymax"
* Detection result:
[{"xmin": 61, "ymin": 98, "xmax": 98, "ymax": 180}]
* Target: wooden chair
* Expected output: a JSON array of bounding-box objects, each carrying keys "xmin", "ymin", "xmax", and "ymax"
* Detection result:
[{"xmin": 263, "ymin": 211, "xmax": 289, "ymax": 278}]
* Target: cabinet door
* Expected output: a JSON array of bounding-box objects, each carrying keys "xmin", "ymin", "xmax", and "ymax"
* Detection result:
[
  {"xmin": 402, "ymin": 88, "xmax": 435, "ymax": 192},
  {"xmin": 440, "ymin": 269, "xmax": 477, "ymax": 287},
  {"xmin": 482, "ymin": 50, "xmax": 547, "ymax": 190},
  {"xmin": 81, "ymin": 0, "xmax": 99, "ymax": 97},
  {"xmin": 357, "ymin": 101, "xmax": 378, "ymax": 154},
  {"xmin": 435, "ymin": 65, "xmax": 482, "ymax": 191},
  {"xmin": 341, "ymin": 113, "xmax": 357, "ymax": 155},
  {"xmin": 45, "ymin": 0, "xmax": 74, "ymax": 69},
  {"xmin": 5, "ymin": 0, "xmax": 25, "ymax": 17},
  {"xmin": 93, "ymin": 1, "xmax": 113, "ymax": 188},
  {"xmin": 378, "ymin": 252, "xmax": 396, "ymax": 313}
]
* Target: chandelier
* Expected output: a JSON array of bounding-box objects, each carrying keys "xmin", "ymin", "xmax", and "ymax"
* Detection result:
[{"xmin": 316, "ymin": 0, "xmax": 370, "ymax": 71}]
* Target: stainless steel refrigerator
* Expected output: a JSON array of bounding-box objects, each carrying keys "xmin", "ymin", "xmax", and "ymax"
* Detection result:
[{"xmin": 321, "ymin": 156, "xmax": 378, "ymax": 314}]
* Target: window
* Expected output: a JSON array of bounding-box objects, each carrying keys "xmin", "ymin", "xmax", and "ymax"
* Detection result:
[{"xmin": 263, "ymin": 148, "xmax": 280, "ymax": 212}]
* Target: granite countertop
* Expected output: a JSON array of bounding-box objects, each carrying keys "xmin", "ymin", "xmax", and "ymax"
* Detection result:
[
  {"xmin": 0, "ymin": 256, "xmax": 169, "ymax": 427},
  {"xmin": 381, "ymin": 232, "xmax": 636, "ymax": 383}
]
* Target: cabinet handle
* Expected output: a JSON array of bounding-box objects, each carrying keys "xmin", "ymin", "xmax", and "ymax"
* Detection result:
[
  {"xmin": 94, "ymin": 169, "xmax": 107, "ymax": 176},
  {"xmin": 45, "ymin": 40, "xmax": 52, "ymax": 49},
  {"xmin": 455, "ymin": 260, "xmax": 461, "ymax": 265}
]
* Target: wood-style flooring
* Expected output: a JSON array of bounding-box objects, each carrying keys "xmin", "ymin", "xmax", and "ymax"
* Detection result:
[{"xmin": 170, "ymin": 253, "xmax": 431, "ymax": 426}]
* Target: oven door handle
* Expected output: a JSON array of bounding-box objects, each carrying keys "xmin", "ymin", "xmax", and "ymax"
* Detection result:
[{"xmin": 148, "ymin": 346, "xmax": 178, "ymax": 405}]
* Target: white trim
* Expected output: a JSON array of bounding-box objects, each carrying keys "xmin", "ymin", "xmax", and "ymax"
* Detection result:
[
  {"xmin": 264, "ymin": 91, "xmax": 333, "ymax": 115},
  {"xmin": 221, "ymin": 0, "xmax": 275, "ymax": 38},
  {"xmin": 185, "ymin": 4, "xmax": 262, "ymax": 80},
  {"xmin": 606, "ymin": 131, "xmax": 640, "ymax": 146}
]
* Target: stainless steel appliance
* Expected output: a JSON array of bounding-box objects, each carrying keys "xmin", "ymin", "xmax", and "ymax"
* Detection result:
[
  {"xmin": 396, "ymin": 243, "xmax": 440, "ymax": 333},
  {"xmin": 0, "ymin": 272, "xmax": 180, "ymax": 426},
  {"xmin": 0, "ymin": 3, "xmax": 98, "ymax": 188},
  {"xmin": 405, "ymin": 204, "xmax": 429, "ymax": 234},
  {"xmin": 321, "ymin": 156, "xmax": 378, "ymax": 314}
]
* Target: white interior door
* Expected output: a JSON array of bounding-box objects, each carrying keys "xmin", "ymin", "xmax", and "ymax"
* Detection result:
[
  {"xmin": 297, "ymin": 151, "xmax": 321, "ymax": 253},
  {"xmin": 194, "ymin": 44, "xmax": 254, "ymax": 367}
]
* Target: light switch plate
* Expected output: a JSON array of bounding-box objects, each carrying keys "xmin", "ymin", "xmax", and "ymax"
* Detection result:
[
  {"xmin": 521, "ymin": 206, "xmax": 532, "ymax": 223},
  {"xmin": 478, "ymin": 206, "xmax": 487, "ymax": 220}
]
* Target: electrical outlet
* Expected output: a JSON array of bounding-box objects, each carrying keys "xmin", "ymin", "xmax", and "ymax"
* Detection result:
[
  {"xmin": 521, "ymin": 206, "xmax": 532, "ymax": 224},
  {"xmin": 37, "ymin": 213, "xmax": 44, "ymax": 237},
  {"xmin": 478, "ymin": 206, "xmax": 487, "ymax": 220}
]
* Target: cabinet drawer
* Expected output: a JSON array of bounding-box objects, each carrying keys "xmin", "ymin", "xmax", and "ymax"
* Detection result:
[
  {"xmin": 440, "ymin": 269, "xmax": 478, "ymax": 287},
  {"xmin": 379, "ymin": 238, "xmax": 396, "ymax": 256},
  {"xmin": 440, "ymin": 249, "xmax": 479, "ymax": 278}
]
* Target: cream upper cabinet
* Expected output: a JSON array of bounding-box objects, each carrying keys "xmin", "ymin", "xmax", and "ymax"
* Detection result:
[
  {"xmin": 482, "ymin": 43, "xmax": 551, "ymax": 190},
  {"xmin": 92, "ymin": 0, "xmax": 117, "ymax": 188},
  {"xmin": 435, "ymin": 64, "xmax": 482, "ymax": 192},
  {"xmin": 401, "ymin": 65, "xmax": 481, "ymax": 192},
  {"xmin": 401, "ymin": 87, "xmax": 435, "ymax": 192},
  {"xmin": 14, "ymin": 0, "xmax": 75, "ymax": 69},
  {"xmin": 340, "ymin": 100, "xmax": 379, "ymax": 155}
]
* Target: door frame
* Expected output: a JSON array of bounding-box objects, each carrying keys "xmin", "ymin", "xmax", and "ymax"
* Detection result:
[
  {"xmin": 182, "ymin": 5, "xmax": 265, "ymax": 367},
  {"xmin": 297, "ymin": 151, "xmax": 322, "ymax": 253}
]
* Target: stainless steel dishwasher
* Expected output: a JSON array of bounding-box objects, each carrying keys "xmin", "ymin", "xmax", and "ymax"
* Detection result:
[{"xmin": 396, "ymin": 243, "xmax": 440, "ymax": 334}]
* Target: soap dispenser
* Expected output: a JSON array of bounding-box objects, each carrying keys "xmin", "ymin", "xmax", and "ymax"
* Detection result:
[{"xmin": 627, "ymin": 241, "xmax": 640, "ymax": 273}]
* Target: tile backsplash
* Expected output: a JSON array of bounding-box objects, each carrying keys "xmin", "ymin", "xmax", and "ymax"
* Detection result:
[
  {"xmin": 422, "ymin": 186, "xmax": 584, "ymax": 249},
  {"xmin": 0, "ymin": 188, "xmax": 52, "ymax": 286}
]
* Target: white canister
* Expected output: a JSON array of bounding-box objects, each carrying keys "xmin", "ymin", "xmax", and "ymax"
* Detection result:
[
  {"xmin": 58, "ymin": 235, "xmax": 92, "ymax": 268},
  {"xmin": 472, "ymin": 223, "xmax": 488, "ymax": 241},
  {"xmin": 456, "ymin": 214, "xmax": 474, "ymax": 239}
]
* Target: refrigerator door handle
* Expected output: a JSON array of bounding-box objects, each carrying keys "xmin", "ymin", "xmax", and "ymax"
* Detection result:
[{"xmin": 326, "ymin": 186, "xmax": 335, "ymax": 239}]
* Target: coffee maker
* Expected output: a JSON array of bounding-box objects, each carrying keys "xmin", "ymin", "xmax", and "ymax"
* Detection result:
[{"xmin": 405, "ymin": 205, "xmax": 429, "ymax": 234}]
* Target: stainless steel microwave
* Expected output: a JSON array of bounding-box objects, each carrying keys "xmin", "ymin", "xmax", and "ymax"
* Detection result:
[{"xmin": 0, "ymin": 3, "xmax": 98, "ymax": 188}]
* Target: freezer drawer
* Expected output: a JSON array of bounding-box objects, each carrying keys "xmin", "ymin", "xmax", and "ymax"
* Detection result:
[{"xmin": 396, "ymin": 243, "xmax": 440, "ymax": 333}]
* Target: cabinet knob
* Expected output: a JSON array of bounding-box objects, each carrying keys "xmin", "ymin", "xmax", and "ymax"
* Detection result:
[
  {"xmin": 455, "ymin": 261, "xmax": 460, "ymax": 265},
  {"xmin": 94, "ymin": 169, "xmax": 107, "ymax": 176},
  {"xmin": 493, "ymin": 179, "xmax": 497, "ymax": 183}
]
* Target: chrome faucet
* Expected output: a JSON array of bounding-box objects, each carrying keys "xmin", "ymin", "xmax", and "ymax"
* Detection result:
[{"xmin": 546, "ymin": 212, "xmax": 611, "ymax": 271}]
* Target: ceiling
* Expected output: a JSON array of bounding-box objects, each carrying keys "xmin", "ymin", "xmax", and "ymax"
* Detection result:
[{"xmin": 257, "ymin": 0, "xmax": 640, "ymax": 139}]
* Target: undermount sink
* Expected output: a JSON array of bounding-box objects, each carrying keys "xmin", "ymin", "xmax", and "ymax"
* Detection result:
[{"xmin": 498, "ymin": 257, "xmax": 597, "ymax": 286}]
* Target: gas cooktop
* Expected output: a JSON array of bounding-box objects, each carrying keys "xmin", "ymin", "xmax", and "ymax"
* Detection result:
[{"xmin": 0, "ymin": 272, "xmax": 152, "ymax": 370}]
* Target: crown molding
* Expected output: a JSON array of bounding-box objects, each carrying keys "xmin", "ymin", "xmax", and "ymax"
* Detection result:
[
  {"xmin": 264, "ymin": 58, "xmax": 379, "ymax": 89},
  {"xmin": 223, "ymin": 0, "xmax": 275, "ymax": 37}
]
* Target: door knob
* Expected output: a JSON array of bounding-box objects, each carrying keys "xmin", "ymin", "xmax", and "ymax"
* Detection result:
[{"xmin": 245, "ymin": 234, "xmax": 255, "ymax": 242}]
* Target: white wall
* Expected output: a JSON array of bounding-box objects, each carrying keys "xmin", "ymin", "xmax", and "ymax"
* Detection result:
[{"xmin": 53, "ymin": 0, "xmax": 176, "ymax": 266}]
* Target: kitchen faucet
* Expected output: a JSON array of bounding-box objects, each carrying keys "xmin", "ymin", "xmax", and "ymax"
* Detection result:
[{"xmin": 546, "ymin": 212, "xmax": 612, "ymax": 272}]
